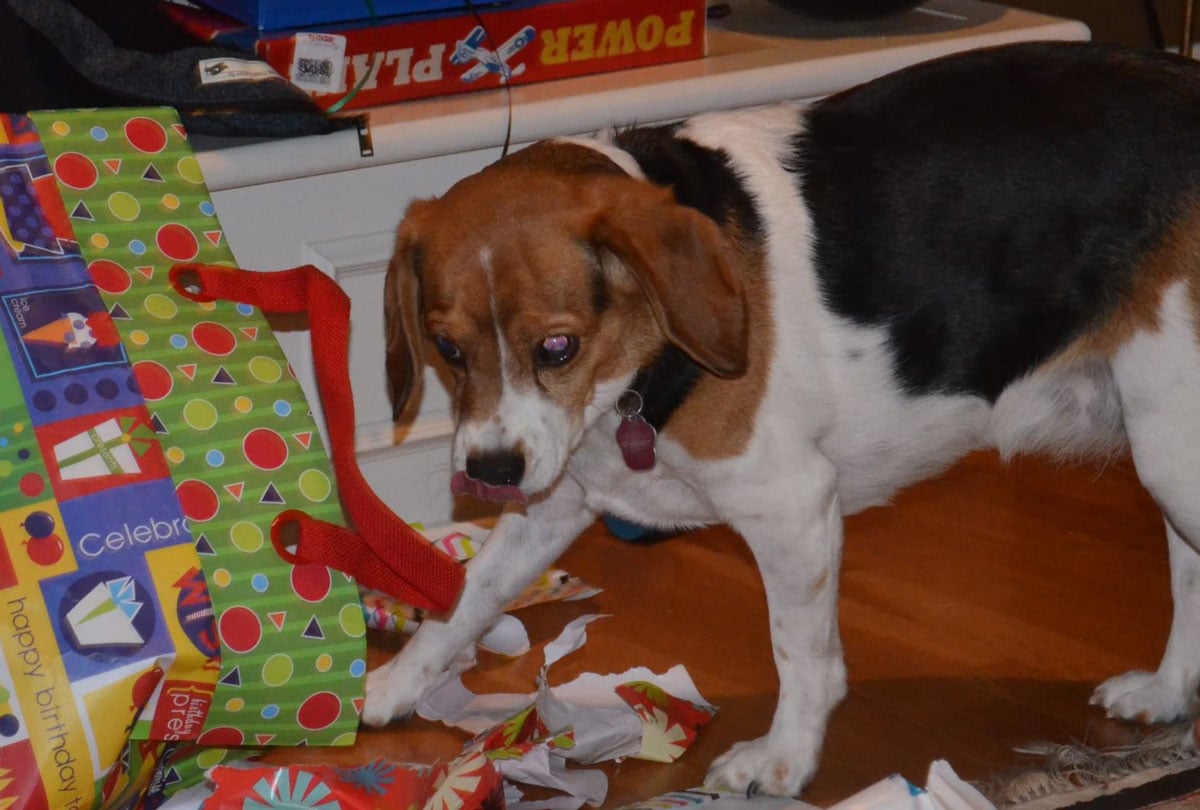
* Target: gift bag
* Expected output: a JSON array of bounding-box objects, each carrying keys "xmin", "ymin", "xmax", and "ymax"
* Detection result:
[{"xmin": 0, "ymin": 109, "xmax": 368, "ymax": 807}]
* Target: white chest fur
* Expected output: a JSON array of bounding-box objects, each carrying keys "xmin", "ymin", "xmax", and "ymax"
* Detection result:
[{"xmin": 569, "ymin": 412, "xmax": 721, "ymax": 530}]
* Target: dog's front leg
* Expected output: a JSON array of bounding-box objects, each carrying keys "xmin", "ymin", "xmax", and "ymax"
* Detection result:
[
  {"xmin": 361, "ymin": 477, "xmax": 596, "ymax": 726},
  {"xmin": 705, "ymin": 451, "xmax": 846, "ymax": 797}
]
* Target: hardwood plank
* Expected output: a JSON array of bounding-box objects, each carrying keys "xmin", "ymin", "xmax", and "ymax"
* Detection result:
[{"xmin": 265, "ymin": 450, "xmax": 1175, "ymax": 807}]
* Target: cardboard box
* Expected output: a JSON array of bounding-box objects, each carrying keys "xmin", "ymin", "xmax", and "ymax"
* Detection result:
[{"xmin": 170, "ymin": 0, "xmax": 708, "ymax": 111}]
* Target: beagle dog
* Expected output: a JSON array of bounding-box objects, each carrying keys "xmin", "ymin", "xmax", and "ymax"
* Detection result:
[{"xmin": 365, "ymin": 41, "xmax": 1200, "ymax": 796}]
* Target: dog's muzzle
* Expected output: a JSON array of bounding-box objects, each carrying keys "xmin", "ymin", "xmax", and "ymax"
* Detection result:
[{"xmin": 452, "ymin": 450, "xmax": 528, "ymax": 503}]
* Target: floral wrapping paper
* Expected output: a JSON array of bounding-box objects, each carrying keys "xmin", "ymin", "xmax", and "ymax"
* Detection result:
[{"xmin": 204, "ymin": 754, "xmax": 506, "ymax": 810}]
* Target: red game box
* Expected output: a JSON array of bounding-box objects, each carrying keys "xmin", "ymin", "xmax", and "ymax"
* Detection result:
[{"xmin": 170, "ymin": 0, "xmax": 708, "ymax": 111}]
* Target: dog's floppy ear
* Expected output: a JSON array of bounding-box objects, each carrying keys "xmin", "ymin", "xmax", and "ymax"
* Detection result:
[
  {"xmin": 589, "ymin": 181, "xmax": 749, "ymax": 378},
  {"xmin": 384, "ymin": 202, "xmax": 431, "ymax": 421}
]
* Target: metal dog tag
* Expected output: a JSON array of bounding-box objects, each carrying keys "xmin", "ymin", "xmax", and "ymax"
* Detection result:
[{"xmin": 616, "ymin": 390, "xmax": 656, "ymax": 471}]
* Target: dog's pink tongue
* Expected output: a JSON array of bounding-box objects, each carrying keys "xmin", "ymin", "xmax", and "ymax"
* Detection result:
[{"xmin": 451, "ymin": 471, "xmax": 528, "ymax": 504}]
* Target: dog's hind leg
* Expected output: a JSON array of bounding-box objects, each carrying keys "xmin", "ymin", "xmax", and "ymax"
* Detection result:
[
  {"xmin": 1092, "ymin": 280, "xmax": 1200, "ymax": 722},
  {"xmin": 1093, "ymin": 519, "xmax": 1200, "ymax": 721}
]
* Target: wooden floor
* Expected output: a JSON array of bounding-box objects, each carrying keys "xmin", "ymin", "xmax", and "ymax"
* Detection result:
[{"xmin": 269, "ymin": 450, "xmax": 1178, "ymax": 806}]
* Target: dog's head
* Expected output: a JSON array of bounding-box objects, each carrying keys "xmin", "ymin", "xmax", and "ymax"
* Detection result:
[{"xmin": 384, "ymin": 141, "xmax": 748, "ymax": 503}]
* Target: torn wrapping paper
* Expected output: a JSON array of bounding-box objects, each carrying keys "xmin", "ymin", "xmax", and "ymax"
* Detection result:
[
  {"xmin": 357, "ymin": 525, "xmax": 597, "ymax": 638},
  {"xmin": 418, "ymin": 614, "xmax": 717, "ymax": 807},
  {"xmin": 422, "ymin": 675, "xmax": 538, "ymax": 737},
  {"xmin": 828, "ymin": 760, "xmax": 996, "ymax": 810},
  {"xmin": 494, "ymin": 745, "xmax": 608, "ymax": 807},
  {"xmin": 505, "ymin": 567, "xmax": 604, "ymax": 612},
  {"xmin": 504, "ymin": 791, "xmax": 593, "ymax": 810},
  {"xmin": 543, "ymin": 665, "xmax": 715, "ymax": 763},
  {"xmin": 364, "ymin": 590, "xmax": 533, "ymax": 656},
  {"xmin": 615, "ymin": 681, "xmax": 719, "ymax": 762},
  {"xmin": 615, "ymin": 789, "xmax": 819, "ymax": 809},
  {"xmin": 203, "ymin": 752, "xmax": 505, "ymax": 809},
  {"xmin": 362, "ymin": 522, "xmax": 601, "ymax": 657},
  {"xmin": 603, "ymin": 760, "xmax": 986, "ymax": 810}
]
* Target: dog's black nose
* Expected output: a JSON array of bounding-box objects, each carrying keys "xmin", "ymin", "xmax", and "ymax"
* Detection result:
[{"xmin": 466, "ymin": 451, "xmax": 525, "ymax": 487}]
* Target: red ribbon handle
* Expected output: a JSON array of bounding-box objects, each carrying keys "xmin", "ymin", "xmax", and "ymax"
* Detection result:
[{"xmin": 169, "ymin": 263, "xmax": 464, "ymax": 613}]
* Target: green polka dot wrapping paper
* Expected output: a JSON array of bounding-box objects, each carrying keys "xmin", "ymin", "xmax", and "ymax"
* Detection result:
[{"xmin": 0, "ymin": 109, "xmax": 365, "ymax": 808}]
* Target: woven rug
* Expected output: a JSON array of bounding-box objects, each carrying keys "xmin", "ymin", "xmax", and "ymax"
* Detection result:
[
  {"xmin": 982, "ymin": 722, "xmax": 1200, "ymax": 810},
  {"xmin": 1058, "ymin": 766, "xmax": 1200, "ymax": 809}
]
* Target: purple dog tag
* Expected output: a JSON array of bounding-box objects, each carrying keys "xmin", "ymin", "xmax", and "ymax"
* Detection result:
[
  {"xmin": 617, "ymin": 415, "xmax": 657, "ymax": 471},
  {"xmin": 615, "ymin": 390, "xmax": 656, "ymax": 471}
]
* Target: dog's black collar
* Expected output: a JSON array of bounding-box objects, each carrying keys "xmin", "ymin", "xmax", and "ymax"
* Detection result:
[{"xmin": 629, "ymin": 345, "xmax": 703, "ymax": 431}]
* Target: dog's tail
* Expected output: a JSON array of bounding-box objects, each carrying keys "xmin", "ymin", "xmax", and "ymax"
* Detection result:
[{"xmin": 988, "ymin": 358, "xmax": 1126, "ymax": 463}]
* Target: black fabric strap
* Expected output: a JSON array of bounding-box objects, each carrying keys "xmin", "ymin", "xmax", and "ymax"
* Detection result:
[{"xmin": 4, "ymin": 0, "xmax": 351, "ymax": 138}]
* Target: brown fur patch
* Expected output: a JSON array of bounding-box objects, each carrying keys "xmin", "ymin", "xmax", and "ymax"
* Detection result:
[
  {"xmin": 662, "ymin": 239, "xmax": 773, "ymax": 460},
  {"xmin": 1053, "ymin": 202, "xmax": 1200, "ymax": 366},
  {"xmin": 499, "ymin": 140, "xmax": 628, "ymax": 177}
]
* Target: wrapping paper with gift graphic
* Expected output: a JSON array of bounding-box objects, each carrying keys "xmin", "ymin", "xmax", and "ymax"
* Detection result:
[
  {"xmin": 0, "ymin": 110, "xmax": 364, "ymax": 807},
  {"xmin": 204, "ymin": 754, "xmax": 507, "ymax": 810}
]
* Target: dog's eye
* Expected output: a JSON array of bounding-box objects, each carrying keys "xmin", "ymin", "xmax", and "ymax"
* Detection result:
[
  {"xmin": 536, "ymin": 334, "xmax": 578, "ymax": 367},
  {"xmin": 434, "ymin": 336, "xmax": 464, "ymax": 366}
]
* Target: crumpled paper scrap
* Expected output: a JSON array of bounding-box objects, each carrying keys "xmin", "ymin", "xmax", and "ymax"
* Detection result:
[
  {"xmin": 605, "ymin": 760, "xmax": 989, "ymax": 810},
  {"xmin": 504, "ymin": 790, "xmax": 599, "ymax": 810},
  {"xmin": 201, "ymin": 751, "xmax": 505, "ymax": 810},
  {"xmin": 828, "ymin": 760, "xmax": 995, "ymax": 810},
  {"xmin": 362, "ymin": 522, "xmax": 602, "ymax": 656},
  {"xmin": 615, "ymin": 788, "xmax": 819, "ymax": 809},
  {"xmin": 495, "ymin": 745, "xmax": 609, "ymax": 807},
  {"xmin": 419, "ymin": 614, "xmax": 717, "ymax": 807},
  {"xmin": 615, "ymin": 680, "xmax": 717, "ymax": 762}
]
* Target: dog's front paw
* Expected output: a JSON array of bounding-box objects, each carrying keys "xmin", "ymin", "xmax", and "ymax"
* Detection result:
[
  {"xmin": 1091, "ymin": 670, "xmax": 1195, "ymax": 723},
  {"xmin": 361, "ymin": 657, "xmax": 425, "ymax": 727},
  {"xmin": 704, "ymin": 736, "xmax": 817, "ymax": 797}
]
